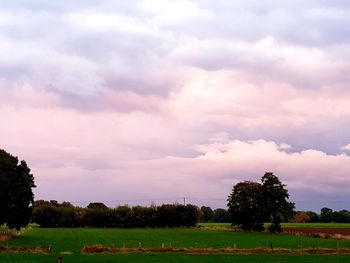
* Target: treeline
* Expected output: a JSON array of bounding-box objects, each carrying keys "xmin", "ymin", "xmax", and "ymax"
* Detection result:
[
  {"xmin": 198, "ymin": 206, "xmax": 230, "ymax": 223},
  {"xmin": 32, "ymin": 200, "xmax": 199, "ymax": 228},
  {"xmin": 293, "ymin": 208, "xmax": 350, "ymax": 223}
]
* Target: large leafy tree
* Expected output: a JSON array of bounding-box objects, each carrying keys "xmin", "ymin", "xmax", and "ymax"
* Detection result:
[
  {"xmin": 227, "ymin": 181, "xmax": 265, "ymax": 231},
  {"xmin": 261, "ymin": 172, "xmax": 295, "ymax": 233},
  {"xmin": 0, "ymin": 149, "xmax": 35, "ymax": 230},
  {"xmin": 227, "ymin": 173, "xmax": 295, "ymax": 232}
]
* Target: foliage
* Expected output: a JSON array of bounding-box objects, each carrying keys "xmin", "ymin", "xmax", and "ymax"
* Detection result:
[
  {"xmin": 293, "ymin": 211, "xmax": 320, "ymax": 223},
  {"xmin": 0, "ymin": 149, "xmax": 35, "ymax": 230},
  {"xmin": 294, "ymin": 212, "xmax": 311, "ymax": 223},
  {"xmin": 306, "ymin": 211, "xmax": 320, "ymax": 223},
  {"xmin": 227, "ymin": 181, "xmax": 265, "ymax": 231},
  {"xmin": 261, "ymin": 172, "xmax": 295, "ymax": 233},
  {"xmin": 32, "ymin": 201, "xmax": 199, "ymax": 228},
  {"xmin": 320, "ymin": 208, "xmax": 334, "ymax": 223},
  {"xmin": 212, "ymin": 208, "xmax": 230, "ymax": 223},
  {"xmin": 199, "ymin": 206, "xmax": 214, "ymax": 222},
  {"xmin": 87, "ymin": 202, "xmax": 108, "ymax": 210},
  {"xmin": 332, "ymin": 210, "xmax": 350, "ymax": 223},
  {"xmin": 227, "ymin": 172, "xmax": 295, "ymax": 232}
]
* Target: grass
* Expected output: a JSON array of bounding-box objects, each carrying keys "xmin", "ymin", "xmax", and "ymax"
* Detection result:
[
  {"xmin": 3, "ymin": 228, "xmax": 350, "ymax": 254},
  {"xmin": 2, "ymin": 227, "xmax": 350, "ymax": 262},
  {"xmin": 0, "ymin": 253, "xmax": 350, "ymax": 263}
]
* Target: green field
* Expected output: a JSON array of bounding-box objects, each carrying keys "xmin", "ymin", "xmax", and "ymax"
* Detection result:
[
  {"xmin": 1, "ymin": 227, "xmax": 350, "ymax": 262},
  {"xmin": 4, "ymin": 227, "xmax": 350, "ymax": 253}
]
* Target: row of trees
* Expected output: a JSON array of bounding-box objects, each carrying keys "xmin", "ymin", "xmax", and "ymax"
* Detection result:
[
  {"xmin": 294, "ymin": 208, "xmax": 350, "ymax": 223},
  {"xmin": 32, "ymin": 200, "xmax": 199, "ymax": 228},
  {"xmin": 199, "ymin": 207, "xmax": 230, "ymax": 223}
]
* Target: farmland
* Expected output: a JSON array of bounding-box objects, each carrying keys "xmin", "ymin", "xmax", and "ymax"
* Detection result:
[{"xmin": 1, "ymin": 226, "xmax": 350, "ymax": 262}]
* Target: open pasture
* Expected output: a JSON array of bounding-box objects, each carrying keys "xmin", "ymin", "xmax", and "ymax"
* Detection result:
[
  {"xmin": 4, "ymin": 227, "xmax": 350, "ymax": 254},
  {"xmin": 1, "ymin": 227, "xmax": 350, "ymax": 262}
]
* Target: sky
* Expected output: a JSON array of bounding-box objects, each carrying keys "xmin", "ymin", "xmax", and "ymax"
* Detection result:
[{"xmin": 1, "ymin": 0, "xmax": 350, "ymax": 211}]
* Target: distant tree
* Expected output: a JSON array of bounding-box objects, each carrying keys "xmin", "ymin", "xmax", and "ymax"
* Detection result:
[
  {"xmin": 87, "ymin": 202, "xmax": 108, "ymax": 210},
  {"xmin": 0, "ymin": 149, "xmax": 36, "ymax": 230},
  {"xmin": 261, "ymin": 172, "xmax": 295, "ymax": 233},
  {"xmin": 32, "ymin": 201, "xmax": 61, "ymax": 228},
  {"xmin": 320, "ymin": 207, "xmax": 333, "ymax": 223},
  {"xmin": 227, "ymin": 181, "xmax": 265, "ymax": 231},
  {"xmin": 306, "ymin": 211, "xmax": 320, "ymax": 222},
  {"xmin": 200, "ymin": 206, "xmax": 214, "ymax": 222},
  {"xmin": 212, "ymin": 208, "xmax": 230, "ymax": 223},
  {"xmin": 294, "ymin": 211, "xmax": 311, "ymax": 223},
  {"xmin": 333, "ymin": 210, "xmax": 350, "ymax": 223}
]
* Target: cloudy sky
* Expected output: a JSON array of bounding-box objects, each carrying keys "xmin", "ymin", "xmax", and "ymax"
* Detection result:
[{"xmin": 1, "ymin": 0, "xmax": 350, "ymax": 211}]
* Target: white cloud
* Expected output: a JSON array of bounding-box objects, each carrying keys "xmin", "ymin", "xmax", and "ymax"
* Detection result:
[{"xmin": 341, "ymin": 143, "xmax": 350, "ymax": 151}]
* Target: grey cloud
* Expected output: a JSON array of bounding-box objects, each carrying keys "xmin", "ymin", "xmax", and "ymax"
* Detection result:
[
  {"xmin": 1, "ymin": 0, "xmax": 350, "ymax": 102},
  {"xmin": 161, "ymin": 1, "xmax": 350, "ymax": 47}
]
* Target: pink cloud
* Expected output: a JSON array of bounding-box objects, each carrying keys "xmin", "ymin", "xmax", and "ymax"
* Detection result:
[{"xmin": 2, "ymin": 1, "xmax": 350, "ymax": 211}]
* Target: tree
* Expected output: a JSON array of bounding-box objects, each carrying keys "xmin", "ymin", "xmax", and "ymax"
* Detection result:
[
  {"xmin": 333, "ymin": 210, "xmax": 350, "ymax": 223},
  {"xmin": 212, "ymin": 208, "xmax": 230, "ymax": 223},
  {"xmin": 320, "ymin": 207, "xmax": 333, "ymax": 223},
  {"xmin": 227, "ymin": 181, "xmax": 265, "ymax": 231},
  {"xmin": 0, "ymin": 149, "xmax": 35, "ymax": 230},
  {"xmin": 261, "ymin": 172, "xmax": 295, "ymax": 233},
  {"xmin": 306, "ymin": 211, "xmax": 320, "ymax": 222},
  {"xmin": 227, "ymin": 173, "xmax": 295, "ymax": 232},
  {"xmin": 294, "ymin": 211, "xmax": 311, "ymax": 223},
  {"xmin": 200, "ymin": 206, "xmax": 214, "ymax": 222},
  {"xmin": 87, "ymin": 202, "xmax": 108, "ymax": 210}
]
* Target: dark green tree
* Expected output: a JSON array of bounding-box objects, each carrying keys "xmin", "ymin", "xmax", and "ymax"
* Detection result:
[
  {"xmin": 320, "ymin": 207, "xmax": 333, "ymax": 223},
  {"xmin": 212, "ymin": 208, "xmax": 230, "ymax": 223},
  {"xmin": 261, "ymin": 172, "xmax": 295, "ymax": 233},
  {"xmin": 227, "ymin": 173, "xmax": 295, "ymax": 232},
  {"xmin": 0, "ymin": 149, "xmax": 35, "ymax": 230},
  {"xmin": 333, "ymin": 210, "xmax": 350, "ymax": 223},
  {"xmin": 200, "ymin": 206, "xmax": 214, "ymax": 222},
  {"xmin": 306, "ymin": 211, "xmax": 320, "ymax": 222},
  {"xmin": 227, "ymin": 181, "xmax": 265, "ymax": 231},
  {"xmin": 87, "ymin": 202, "xmax": 108, "ymax": 210}
]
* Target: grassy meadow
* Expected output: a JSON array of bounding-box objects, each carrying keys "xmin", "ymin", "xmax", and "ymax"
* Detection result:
[
  {"xmin": 1, "ymin": 226, "xmax": 350, "ymax": 262},
  {"xmin": 4, "ymin": 227, "xmax": 350, "ymax": 253}
]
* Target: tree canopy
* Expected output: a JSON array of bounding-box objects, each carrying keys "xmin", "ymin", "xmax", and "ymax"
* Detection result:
[
  {"xmin": 0, "ymin": 149, "xmax": 35, "ymax": 230},
  {"xmin": 227, "ymin": 172, "xmax": 295, "ymax": 232},
  {"xmin": 227, "ymin": 181, "xmax": 265, "ymax": 231}
]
